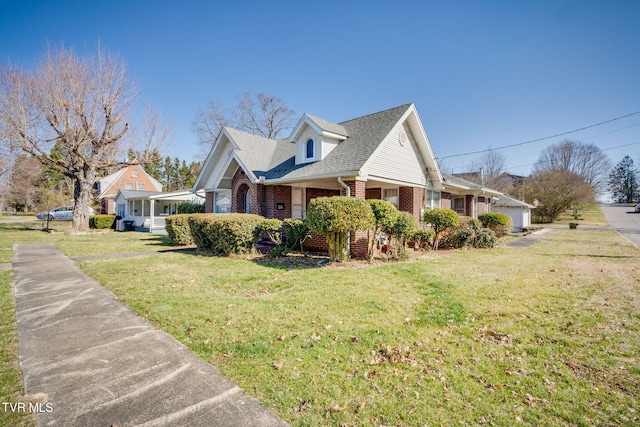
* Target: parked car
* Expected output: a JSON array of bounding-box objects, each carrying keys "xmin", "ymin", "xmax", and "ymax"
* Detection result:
[
  {"xmin": 635, "ymin": 202, "xmax": 640, "ymax": 213},
  {"xmin": 37, "ymin": 206, "xmax": 95, "ymax": 221}
]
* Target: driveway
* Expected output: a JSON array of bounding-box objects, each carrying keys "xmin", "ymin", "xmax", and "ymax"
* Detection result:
[{"xmin": 600, "ymin": 204, "xmax": 640, "ymax": 248}]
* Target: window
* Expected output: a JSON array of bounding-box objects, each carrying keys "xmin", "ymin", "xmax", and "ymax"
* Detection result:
[
  {"xmin": 306, "ymin": 138, "xmax": 314, "ymax": 159},
  {"xmin": 453, "ymin": 197, "xmax": 465, "ymax": 215},
  {"xmin": 214, "ymin": 190, "xmax": 231, "ymax": 213},
  {"xmin": 426, "ymin": 190, "xmax": 441, "ymax": 209},
  {"xmin": 117, "ymin": 203, "xmax": 125, "ymax": 218},
  {"xmin": 383, "ymin": 188, "xmax": 398, "ymax": 207},
  {"xmin": 132, "ymin": 169, "xmax": 139, "ymax": 177},
  {"xmin": 125, "ymin": 183, "xmax": 133, "ymax": 190},
  {"xmin": 244, "ymin": 188, "xmax": 252, "ymax": 213},
  {"xmin": 136, "ymin": 184, "xmax": 145, "ymax": 190}
]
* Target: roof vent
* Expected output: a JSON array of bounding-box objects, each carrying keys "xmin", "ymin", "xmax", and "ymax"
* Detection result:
[{"xmin": 399, "ymin": 130, "xmax": 407, "ymax": 146}]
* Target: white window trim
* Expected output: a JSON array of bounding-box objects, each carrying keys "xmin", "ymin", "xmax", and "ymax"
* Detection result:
[{"xmin": 305, "ymin": 138, "xmax": 316, "ymax": 162}]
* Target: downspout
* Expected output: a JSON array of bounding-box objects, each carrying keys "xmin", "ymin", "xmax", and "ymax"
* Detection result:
[{"xmin": 337, "ymin": 177, "xmax": 350, "ymax": 197}]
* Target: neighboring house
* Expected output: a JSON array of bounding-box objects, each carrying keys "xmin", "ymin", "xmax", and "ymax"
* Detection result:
[
  {"xmin": 114, "ymin": 189, "xmax": 204, "ymax": 233},
  {"xmin": 193, "ymin": 103, "xmax": 502, "ymax": 255},
  {"xmin": 95, "ymin": 164, "xmax": 163, "ymax": 214},
  {"xmin": 492, "ymin": 195, "xmax": 536, "ymax": 232}
]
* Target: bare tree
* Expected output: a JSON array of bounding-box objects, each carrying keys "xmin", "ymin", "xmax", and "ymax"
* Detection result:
[
  {"xmin": 532, "ymin": 139, "xmax": 612, "ymax": 194},
  {"xmin": 124, "ymin": 104, "xmax": 173, "ymax": 160},
  {"xmin": 465, "ymin": 149, "xmax": 515, "ymax": 193},
  {"xmin": 4, "ymin": 155, "xmax": 43, "ymax": 212},
  {"xmin": 193, "ymin": 91, "xmax": 296, "ymax": 154},
  {"xmin": 0, "ymin": 45, "xmax": 138, "ymax": 231},
  {"xmin": 0, "ymin": 123, "xmax": 15, "ymax": 212}
]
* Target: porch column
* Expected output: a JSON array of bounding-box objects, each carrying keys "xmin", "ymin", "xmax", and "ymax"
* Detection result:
[
  {"xmin": 399, "ymin": 186, "xmax": 425, "ymax": 223},
  {"xmin": 150, "ymin": 199, "xmax": 155, "ymax": 230}
]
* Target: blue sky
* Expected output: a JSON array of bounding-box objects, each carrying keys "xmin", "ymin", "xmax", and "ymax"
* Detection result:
[{"xmin": 2, "ymin": 0, "xmax": 639, "ymax": 176}]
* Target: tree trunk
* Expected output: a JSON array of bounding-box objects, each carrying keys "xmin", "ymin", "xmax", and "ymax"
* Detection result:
[
  {"xmin": 327, "ymin": 232, "xmax": 350, "ymax": 262},
  {"xmin": 72, "ymin": 169, "xmax": 95, "ymax": 232}
]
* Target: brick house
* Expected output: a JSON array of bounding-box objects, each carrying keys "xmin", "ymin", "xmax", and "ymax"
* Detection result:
[
  {"xmin": 95, "ymin": 164, "xmax": 163, "ymax": 214},
  {"xmin": 193, "ymin": 103, "xmax": 502, "ymax": 255}
]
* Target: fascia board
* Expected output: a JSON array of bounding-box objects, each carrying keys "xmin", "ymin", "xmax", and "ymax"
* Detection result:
[
  {"xmin": 193, "ymin": 128, "xmax": 236, "ymax": 190},
  {"xmin": 321, "ymin": 130, "xmax": 348, "ymax": 140},
  {"xmin": 263, "ymin": 170, "xmax": 361, "ymax": 185}
]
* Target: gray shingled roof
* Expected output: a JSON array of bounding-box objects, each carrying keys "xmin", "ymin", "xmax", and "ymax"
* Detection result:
[
  {"xmin": 442, "ymin": 173, "xmax": 503, "ymax": 196},
  {"xmin": 225, "ymin": 128, "xmax": 295, "ymax": 179},
  {"xmin": 305, "ymin": 114, "xmax": 349, "ymax": 137},
  {"xmin": 493, "ymin": 195, "xmax": 536, "ymax": 208},
  {"xmin": 231, "ymin": 104, "xmax": 412, "ymax": 182},
  {"xmin": 442, "ymin": 173, "xmax": 485, "ymax": 190}
]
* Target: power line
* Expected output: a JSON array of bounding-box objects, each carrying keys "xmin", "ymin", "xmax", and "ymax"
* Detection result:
[
  {"xmin": 439, "ymin": 110, "xmax": 640, "ymax": 161},
  {"xmin": 601, "ymin": 141, "xmax": 640, "ymax": 152}
]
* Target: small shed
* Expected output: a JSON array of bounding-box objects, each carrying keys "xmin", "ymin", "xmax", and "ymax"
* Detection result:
[{"xmin": 492, "ymin": 195, "xmax": 536, "ymax": 232}]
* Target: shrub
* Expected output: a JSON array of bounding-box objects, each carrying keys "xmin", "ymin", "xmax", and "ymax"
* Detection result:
[
  {"xmin": 423, "ymin": 208, "xmax": 460, "ymax": 250},
  {"xmin": 440, "ymin": 218, "xmax": 496, "ymax": 249},
  {"xmin": 367, "ymin": 199, "xmax": 399, "ymax": 260},
  {"xmin": 388, "ymin": 211, "xmax": 417, "ymax": 259},
  {"xmin": 165, "ymin": 214, "xmax": 199, "ymax": 245},
  {"xmin": 306, "ymin": 197, "xmax": 375, "ymax": 262},
  {"xmin": 283, "ymin": 218, "xmax": 311, "ymax": 251},
  {"xmin": 255, "ymin": 219, "xmax": 286, "ymax": 257},
  {"xmin": 89, "ymin": 215, "xmax": 119, "ymax": 229},
  {"xmin": 368, "ymin": 199, "xmax": 398, "ymax": 233},
  {"xmin": 413, "ymin": 229, "xmax": 435, "ymax": 250},
  {"xmin": 478, "ymin": 212, "xmax": 512, "ymax": 237},
  {"xmin": 188, "ymin": 214, "xmax": 265, "ymax": 256},
  {"xmin": 177, "ymin": 200, "xmax": 205, "ymax": 214}
]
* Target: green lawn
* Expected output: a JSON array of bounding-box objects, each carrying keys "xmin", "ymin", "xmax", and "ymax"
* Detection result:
[
  {"xmin": 549, "ymin": 204, "xmax": 609, "ymax": 226},
  {"xmin": 0, "ymin": 271, "xmax": 35, "ymax": 427},
  {"xmin": 80, "ymin": 229, "xmax": 640, "ymax": 426},
  {"xmin": 0, "ymin": 220, "xmax": 172, "ymax": 264},
  {"xmin": 1, "ymin": 219, "xmax": 639, "ymax": 425}
]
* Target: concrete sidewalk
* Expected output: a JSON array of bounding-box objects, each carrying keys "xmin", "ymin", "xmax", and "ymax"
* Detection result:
[
  {"xmin": 505, "ymin": 227, "xmax": 553, "ymax": 248},
  {"xmin": 13, "ymin": 243, "xmax": 289, "ymax": 427}
]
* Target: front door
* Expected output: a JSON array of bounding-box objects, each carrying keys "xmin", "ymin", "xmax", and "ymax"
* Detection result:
[{"xmin": 292, "ymin": 187, "xmax": 305, "ymax": 219}]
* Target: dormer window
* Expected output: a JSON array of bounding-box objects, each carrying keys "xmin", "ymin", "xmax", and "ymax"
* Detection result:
[{"xmin": 306, "ymin": 138, "xmax": 314, "ymax": 160}]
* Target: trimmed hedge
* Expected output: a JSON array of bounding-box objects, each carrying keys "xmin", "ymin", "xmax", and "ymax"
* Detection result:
[
  {"xmin": 478, "ymin": 212, "xmax": 512, "ymax": 237},
  {"xmin": 165, "ymin": 214, "xmax": 199, "ymax": 246},
  {"xmin": 306, "ymin": 197, "xmax": 375, "ymax": 261},
  {"xmin": 423, "ymin": 208, "xmax": 460, "ymax": 250},
  {"xmin": 89, "ymin": 215, "xmax": 119, "ymax": 229},
  {"xmin": 177, "ymin": 201, "xmax": 205, "ymax": 214},
  {"xmin": 188, "ymin": 213, "xmax": 265, "ymax": 256}
]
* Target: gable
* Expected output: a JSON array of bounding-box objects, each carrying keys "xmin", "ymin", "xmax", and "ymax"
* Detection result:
[
  {"xmin": 365, "ymin": 121, "xmax": 427, "ymax": 186},
  {"xmin": 98, "ymin": 164, "xmax": 163, "ymax": 196}
]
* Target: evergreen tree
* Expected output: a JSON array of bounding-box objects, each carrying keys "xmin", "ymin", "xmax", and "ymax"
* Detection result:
[{"xmin": 608, "ymin": 155, "xmax": 638, "ymax": 203}]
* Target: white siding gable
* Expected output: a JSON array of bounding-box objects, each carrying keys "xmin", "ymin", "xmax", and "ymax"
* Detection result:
[{"xmin": 365, "ymin": 121, "xmax": 427, "ymax": 186}]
